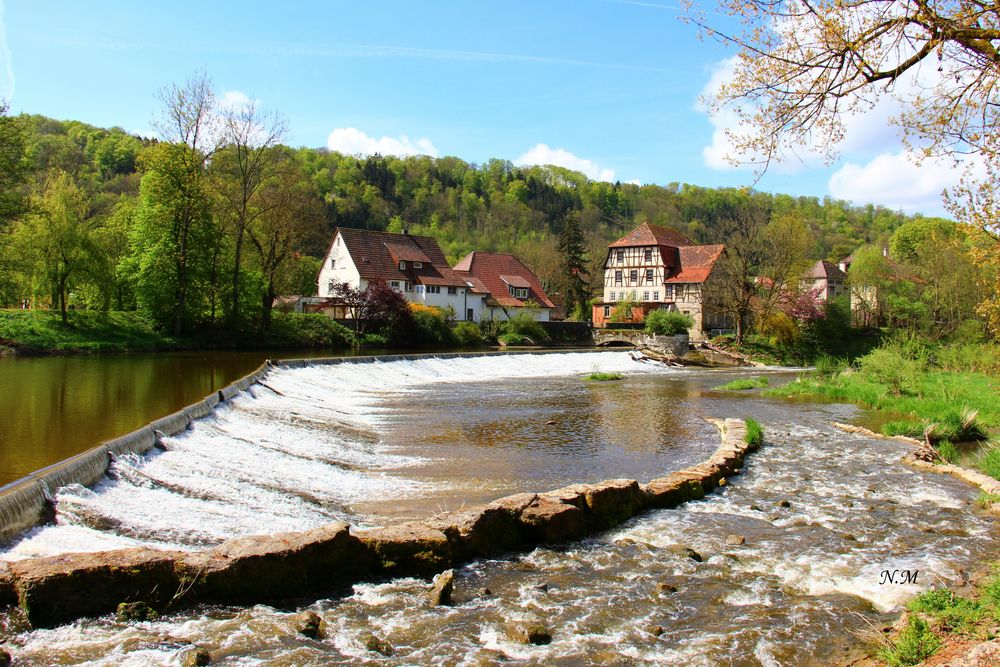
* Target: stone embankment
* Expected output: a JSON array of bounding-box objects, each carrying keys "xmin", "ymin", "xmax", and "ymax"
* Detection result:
[{"xmin": 0, "ymin": 415, "xmax": 757, "ymax": 628}]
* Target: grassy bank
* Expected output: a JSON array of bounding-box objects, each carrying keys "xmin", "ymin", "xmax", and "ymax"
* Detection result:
[{"xmin": 0, "ymin": 309, "xmax": 353, "ymax": 353}]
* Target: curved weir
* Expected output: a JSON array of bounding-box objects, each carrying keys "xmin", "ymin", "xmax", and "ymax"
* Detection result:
[{"xmin": 0, "ymin": 352, "xmax": 997, "ymax": 665}]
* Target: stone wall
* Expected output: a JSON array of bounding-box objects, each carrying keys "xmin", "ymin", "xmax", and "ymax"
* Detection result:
[{"xmin": 0, "ymin": 418, "xmax": 758, "ymax": 628}]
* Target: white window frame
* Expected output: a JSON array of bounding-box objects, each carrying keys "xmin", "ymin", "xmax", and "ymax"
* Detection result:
[
  {"xmin": 398, "ymin": 260, "xmax": 406, "ymax": 270},
  {"xmin": 643, "ymin": 291, "xmax": 649, "ymax": 301},
  {"xmin": 603, "ymin": 305, "xmax": 611, "ymax": 318},
  {"xmin": 644, "ymin": 248, "xmax": 653, "ymax": 262},
  {"xmin": 427, "ymin": 285, "xmax": 440, "ymax": 294},
  {"xmin": 610, "ymin": 291, "xmax": 616, "ymax": 301},
  {"xmin": 330, "ymin": 258, "xmax": 336, "ymax": 269},
  {"xmin": 629, "ymin": 270, "xmax": 638, "ymax": 284},
  {"xmin": 414, "ymin": 261, "xmax": 423, "ymax": 269},
  {"xmin": 448, "ymin": 286, "xmax": 457, "ymax": 295},
  {"xmin": 516, "ymin": 288, "xmax": 528, "ymax": 299},
  {"xmin": 614, "ymin": 270, "xmax": 623, "ymax": 286},
  {"xmin": 652, "ymin": 291, "xmax": 659, "ymax": 301},
  {"xmin": 616, "ymin": 250, "xmax": 625, "ymax": 263},
  {"xmin": 645, "ymin": 269, "xmax": 654, "ymax": 283}
]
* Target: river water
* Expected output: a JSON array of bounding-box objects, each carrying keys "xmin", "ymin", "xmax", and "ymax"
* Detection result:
[{"xmin": 2, "ymin": 351, "xmax": 997, "ymax": 665}]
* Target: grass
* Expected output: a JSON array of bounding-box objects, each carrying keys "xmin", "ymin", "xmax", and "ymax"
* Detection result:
[
  {"xmin": 976, "ymin": 444, "xmax": 1000, "ymax": 480},
  {"xmin": 714, "ymin": 376, "xmax": 769, "ymax": 391},
  {"xmin": 585, "ymin": 371, "xmax": 624, "ymax": 382},
  {"xmin": 975, "ymin": 491, "xmax": 1000, "ymax": 508},
  {"xmin": 0, "ymin": 309, "xmax": 353, "ymax": 353},
  {"xmin": 876, "ymin": 615, "xmax": 941, "ymax": 667},
  {"xmin": 744, "ymin": 418, "xmax": 764, "ymax": 447}
]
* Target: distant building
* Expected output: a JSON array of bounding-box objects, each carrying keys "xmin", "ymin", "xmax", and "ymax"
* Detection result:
[
  {"xmin": 801, "ymin": 260, "xmax": 849, "ymax": 301},
  {"xmin": 317, "ymin": 227, "xmax": 477, "ymax": 319},
  {"xmin": 453, "ymin": 251, "xmax": 555, "ymax": 322},
  {"xmin": 591, "ymin": 222, "xmax": 727, "ymax": 341}
]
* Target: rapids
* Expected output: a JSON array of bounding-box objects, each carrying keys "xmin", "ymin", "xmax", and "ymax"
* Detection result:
[{"xmin": 2, "ymin": 351, "xmax": 997, "ymax": 665}]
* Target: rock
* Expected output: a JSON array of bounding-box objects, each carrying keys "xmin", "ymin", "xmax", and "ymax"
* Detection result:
[
  {"xmin": 726, "ymin": 535, "xmax": 746, "ymax": 546},
  {"xmin": 578, "ymin": 479, "xmax": 645, "ymax": 529},
  {"xmin": 749, "ymin": 504, "xmax": 762, "ymax": 512},
  {"xmin": 480, "ymin": 587, "xmax": 492, "ymax": 597},
  {"xmin": 10, "ymin": 547, "xmax": 183, "ymax": 628},
  {"xmin": 667, "ymin": 546, "xmax": 703, "ymax": 562},
  {"xmin": 0, "ymin": 562, "xmax": 17, "ymax": 608},
  {"xmin": 718, "ymin": 478, "xmax": 727, "ymax": 487},
  {"xmin": 294, "ymin": 610, "xmax": 323, "ymax": 639},
  {"xmin": 655, "ymin": 583, "xmax": 677, "ymax": 594},
  {"xmin": 963, "ymin": 639, "xmax": 1000, "ymax": 666},
  {"xmin": 649, "ymin": 625, "xmax": 664, "ymax": 637},
  {"xmin": 352, "ymin": 521, "xmax": 452, "ymax": 577},
  {"xmin": 518, "ymin": 497, "xmax": 588, "ymax": 543},
  {"xmin": 116, "ymin": 601, "xmax": 158, "ymax": 622},
  {"xmin": 429, "ymin": 569, "xmax": 454, "ymax": 606},
  {"xmin": 545, "ymin": 420, "xmax": 556, "ymax": 425},
  {"xmin": 535, "ymin": 583, "xmax": 548, "ymax": 592},
  {"xmin": 182, "ymin": 647, "xmax": 212, "ymax": 666},
  {"xmin": 0, "ymin": 649, "xmax": 10, "ymax": 667},
  {"xmin": 362, "ymin": 633, "xmax": 394, "ymax": 656},
  {"xmin": 516, "ymin": 623, "xmax": 552, "ymax": 645},
  {"xmin": 642, "ymin": 475, "xmax": 705, "ymax": 509},
  {"xmin": 778, "ymin": 500, "xmax": 792, "ymax": 508},
  {"xmin": 177, "ymin": 522, "xmax": 367, "ymax": 604},
  {"xmin": 427, "ymin": 494, "xmax": 536, "ymax": 559}
]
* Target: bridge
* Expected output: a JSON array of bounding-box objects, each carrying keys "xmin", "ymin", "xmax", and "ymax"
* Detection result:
[{"xmin": 592, "ymin": 329, "xmax": 690, "ymax": 357}]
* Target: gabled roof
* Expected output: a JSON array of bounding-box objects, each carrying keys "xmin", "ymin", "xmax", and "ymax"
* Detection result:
[
  {"xmin": 664, "ymin": 244, "xmax": 725, "ymax": 283},
  {"xmin": 453, "ymin": 252, "xmax": 556, "ymax": 309},
  {"xmin": 804, "ymin": 260, "xmax": 847, "ymax": 280},
  {"xmin": 609, "ymin": 222, "xmax": 693, "ymax": 248},
  {"xmin": 332, "ymin": 227, "xmax": 467, "ymax": 287}
]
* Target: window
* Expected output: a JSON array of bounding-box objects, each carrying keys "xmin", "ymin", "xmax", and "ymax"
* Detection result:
[
  {"xmin": 614, "ymin": 270, "xmax": 623, "ymax": 285},
  {"xmin": 616, "ymin": 250, "xmax": 624, "ymax": 263},
  {"xmin": 603, "ymin": 306, "xmax": 611, "ymax": 318},
  {"xmin": 631, "ymin": 290, "xmax": 637, "ymax": 299},
  {"xmin": 415, "ymin": 284, "xmax": 425, "ymax": 293},
  {"xmin": 643, "ymin": 291, "xmax": 649, "ymax": 301},
  {"xmin": 652, "ymin": 291, "xmax": 659, "ymax": 301},
  {"xmin": 427, "ymin": 285, "xmax": 440, "ymax": 294},
  {"xmin": 467, "ymin": 308, "xmax": 474, "ymax": 321},
  {"xmin": 327, "ymin": 281, "xmax": 335, "ymax": 294},
  {"xmin": 629, "ymin": 270, "xmax": 638, "ymax": 283},
  {"xmin": 390, "ymin": 280, "xmax": 401, "ymax": 290},
  {"xmin": 448, "ymin": 286, "xmax": 457, "ymax": 295},
  {"xmin": 404, "ymin": 281, "xmax": 412, "ymax": 292},
  {"xmin": 414, "ymin": 261, "xmax": 423, "ymax": 269},
  {"xmin": 644, "ymin": 249, "xmax": 653, "ymax": 262},
  {"xmin": 610, "ymin": 291, "xmax": 616, "ymax": 301},
  {"xmin": 516, "ymin": 288, "xmax": 528, "ymax": 299},
  {"xmin": 398, "ymin": 260, "xmax": 406, "ymax": 270},
  {"xmin": 330, "ymin": 258, "xmax": 336, "ymax": 269},
  {"xmin": 645, "ymin": 269, "xmax": 654, "ymax": 283}
]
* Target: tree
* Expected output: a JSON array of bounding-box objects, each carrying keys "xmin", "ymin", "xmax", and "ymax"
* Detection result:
[
  {"xmin": 329, "ymin": 279, "xmax": 414, "ymax": 344},
  {"xmin": 0, "ymin": 101, "xmax": 27, "ymax": 228},
  {"xmin": 847, "ymin": 245, "xmax": 896, "ymax": 328},
  {"xmin": 213, "ymin": 97, "xmax": 287, "ymax": 326},
  {"xmin": 557, "ymin": 211, "xmax": 591, "ymax": 319}
]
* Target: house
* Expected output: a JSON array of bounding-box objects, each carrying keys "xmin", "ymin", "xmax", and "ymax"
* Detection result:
[
  {"xmin": 317, "ymin": 227, "xmax": 479, "ymax": 319},
  {"xmin": 591, "ymin": 222, "xmax": 726, "ymax": 340},
  {"xmin": 801, "ymin": 260, "xmax": 849, "ymax": 301},
  {"xmin": 453, "ymin": 251, "xmax": 555, "ymax": 322}
]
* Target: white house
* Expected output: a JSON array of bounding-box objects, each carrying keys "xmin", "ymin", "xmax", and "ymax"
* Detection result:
[
  {"xmin": 317, "ymin": 227, "xmax": 480, "ymax": 320},
  {"xmin": 453, "ymin": 251, "xmax": 555, "ymax": 322}
]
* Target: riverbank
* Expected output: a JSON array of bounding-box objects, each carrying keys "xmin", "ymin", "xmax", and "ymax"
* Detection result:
[{"xmin": 0, "ymin": 309, "xmax": 353, "ymax": 354}]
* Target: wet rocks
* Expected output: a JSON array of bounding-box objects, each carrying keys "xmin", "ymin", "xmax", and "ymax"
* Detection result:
[
  {"xmin": 518, "ymin": 497, "xmax": 587, "ymax": 543},
  {"xmin": 778, "ymin": 500, "xmax": 792, "ymax": 509},
  {"xmin": 648, "ymin": 625, "xmax": 665, "ymax": 637},
  {"xmin": 353, "ymin": 521, "xmax": 452, "ymax": 577},
  {"xmin": 726, "ymin": 535, "xmax": 746, "ymax": 546},
  {"xmin": 667, "ymin": 546, "xmax": 703, "ymax": 562},
  {"xmin": 116, "ymin": 601, "xmax": 158, "ymax": 622},
  {"xmin": 655, "ymin": 582, "xmax": 678, "ymax": 594},
  {"xmin": 509, "ymin": 622, "xmax": 552, "ymax": 645},
  {"xmin": 294, "ymin": 610, "xmax": 324, "ymax": 639},
  {"xmin": 642, "ymin": 475, "xmax": 705, "ymax": 509},
  {"xmin": 10, "ymin": 547, "xmax": 183, "ymax": 628},
  {"xmin": 182, "ymin": 646, "xmax": 212, "ymax": 666},
  {"xmin": 428, "ymin": 569, "xmax": 454, "ymax": 606},
  {"xmin": 427, "ymin": 496, "xmax": 533, "ymax": 560},
  {"xmin": 362, "ymin": 632, "xmax": 394, "ymax": 656},
  {"xmin": 0, "ymin": 649, "xmax": 10, "ymax": 667}
]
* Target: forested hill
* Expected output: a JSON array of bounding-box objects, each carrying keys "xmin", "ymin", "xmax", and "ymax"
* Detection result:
[{"xmin": 1, "ymin": 113, "xmax": 944, "ymax": 321}]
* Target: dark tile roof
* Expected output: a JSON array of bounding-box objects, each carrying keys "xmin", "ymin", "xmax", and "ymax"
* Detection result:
[
  {"xmin": 453, "ymin": 252, "xmax": 556, "ymax": 308},
  {"xmin": 334, "ymin": 227, "xmax": 467, "ymax": 288},
  {"xmin": 804, "ymin": 260, "xmax": 847, "ymax": 280}
]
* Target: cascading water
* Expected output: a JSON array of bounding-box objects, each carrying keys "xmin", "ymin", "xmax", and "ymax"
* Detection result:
[{"xmin": 2, "ymin": 351, "xmax": 997, "ymax": 666}]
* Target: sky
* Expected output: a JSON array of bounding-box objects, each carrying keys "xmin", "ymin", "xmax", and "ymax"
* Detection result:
[{"xmin": 0, "ymin": 0, "xmax": 962, "ymax": 216}]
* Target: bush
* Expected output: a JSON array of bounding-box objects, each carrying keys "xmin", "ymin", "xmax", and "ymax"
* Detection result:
[
  {"xmin": 977, "ymin": 444, "xmax": 1000, "ymax": 482},
  {"xmin": 936, "ymin": 440, "xmax": 959, "ymax": 464},
  {"xmin": 882, "ymin": 420, "xmax": 925, "ymax": 439},
  {"xmin": 585, "ymin": 371, "xmax": 623, "ymax": 381},
  {"xmin": 453, "ymin": 320, "xmax": 484, "ymax": 346},
  {"xmin": 814, "ymin": 354, "xmax": 848, "ymax": 376},
  {"xmin": 876, "ymin": 615, "xmax": 940, "ymax": 667},
  {"xmin": 501, "ymin": 311, "xmax": 548, "ymax": 343},
  {"xmin": 859, "ymin": 346, "xmax": 925, "ymax": 396},
  {"xmin": 644, "ymin": 309, "xmax": 693, "ymax": 336},
  {"xmin": 409, "ymin": 304, "xmax": 457, "ymax": 346},
  {"xmin": 499, "ymin": 332, "xmax": 531, "ymax": 345}
]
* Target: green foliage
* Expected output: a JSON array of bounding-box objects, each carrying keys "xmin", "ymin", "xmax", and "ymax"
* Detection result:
[
  {"xmin": 644, "ymin": 309, "xmax": 693, "ymax": 336},
  {"xmin": 814, "ymin": 354, "xmax": 848, "ymax": 376},
  {"xmin": 744, "ymin": 418, "xmax": 764, "ymax": 447},
  {"xmin": 976, "ymin": 444, "xmax": 1000, "ymax": 482},
  {"xmin": 584, "ymin": 371, "xmax": 623, "ymax": 381},
  {"xmin": 876, "ymin": 615, "xmax": 940, "ymax": 667},
  {"xmin": 936, "ymin": 440, "xmax": 960, "ymax": 464},
  {"xmin": 715, "ymin": 376, "xmax": 769, "ymax": 390},
  {"xmin": 609, "ymin": 293, "xmax": 638, "ymax": 323},
  {"xmin": 501, "ymin": 311, "xmax": 548, "ymax": 343},
  {"xmin": 882, "ymin": 420, "xmax": 925, "ymax": 438},
  {"xmin": 261, "ymin": 312, "xmax": 352, "ymax": 348},
  {"xmin": 453, "ymin": 320, "xmax": 484, "ymax": 346},
  {"xmin": 858, "ymin": 343, "xmax": 927, "ymax": 396},
  {"xmin": 498, "ymin": 332, "xmax": 531, "ymax": 345},
  {"xmin": 409, "ymin": 305, "xmax": 457, "ymax": 346}
]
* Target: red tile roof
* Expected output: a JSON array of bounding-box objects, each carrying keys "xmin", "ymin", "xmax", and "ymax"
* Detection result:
[
  {"xmin": 664, "ymin": 244, "xmax": 725, "ymax": 283},
  {"xmin": 500, "ymin": 274, "xmax": 532, "ymax": 289},
  {"xmin": 333, "ymin": 227, "xmax": 468, "ymax": 288},
  {"xmin": 453, "ymin": 252, "xmax": 556, "ymax": 309},
  {"xmin": 609, "ymin": 222, "xmax": 693, "ymax": 248},
  {"xmin": 804, "ymin": 260, "xmax": 847, "ymax": 280}
]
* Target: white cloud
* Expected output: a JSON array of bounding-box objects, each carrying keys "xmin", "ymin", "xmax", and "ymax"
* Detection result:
[
  {"xmin": 326, "ymin": 127, "xmax": 439, "ymax": 157},
  {"xmin": 516, "ymin": 143, "xmax": 616, "ymax": 182},
  {"xmin": 828, "ymin": 151, "xmax": 980, "ymax": 215},
  {"xmin": 218, "ymin": 90, "xmax": 253, "ymax": 111}
]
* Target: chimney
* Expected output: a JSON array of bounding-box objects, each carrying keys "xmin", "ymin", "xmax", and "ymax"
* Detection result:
[
  {"xmin": 838, "ymin": 261, "xmax": 847, "ymax": 272},
  {"xmin": 882, "ymin": 246, "xmax": 888, "ymax": 258},
  {"xmin": 403, "ymin": 228, "xmax": 409, "ymax": 235}
]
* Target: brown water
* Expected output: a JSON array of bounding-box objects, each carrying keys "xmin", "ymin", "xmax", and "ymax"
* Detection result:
[{"xmin": 1, "ymin": 353, "xmax": 997, "ymax": 665}]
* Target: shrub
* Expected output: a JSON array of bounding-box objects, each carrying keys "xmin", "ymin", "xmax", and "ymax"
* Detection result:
[
  {"xmin": 936, "ymin": 440, "xmax": 959, "ymax": 464},
  {"xmin": 501, "ymin": 311, "xmax": 547, "ymax": 343},
  {"xmin": 715, "ymin": 376, "xmax": 769, "ymax": 391},
  {"xmin": 876, "ymin": 615, "xmax": 940, "ymax": 667},
  {"xmin": 644, "ymin": 309, "xmax": 694, "ymax": 336},
  {"xmin": 453, "ymin": 321, "xmax": 484, "ymax": 346},
  {"xmin": 859, "ymin": 347, "xmax": 924, "ymax": 396},
  {"xmin": 976, "ymin": 444, "xmax": 1000, "ymax": 482},
  {"xmin": 409, "ymin": 304, "xmax": 457, "ymax": 346},
  {"xmin": 744, "ymin": 418, "xmax": 764, "ymax": 447},
  {"xmin": 585, "ymin": 371, "xmax": 623, "ymax": 381},
  {"xmin": 499, "ymin": 332, "xmax": 530, "ymax": 345},
  {"xmin": 814, "ymin": 354, "xmax": 848, "ymax": 376},
  {"xmin": 908, "ymin": 588, "xmax": 982, "ymax": 633}
]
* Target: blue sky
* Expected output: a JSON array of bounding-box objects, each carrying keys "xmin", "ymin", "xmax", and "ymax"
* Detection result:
[{"xmin": 1, "ymin": 0, "xmax": 957, "ymax": 215}]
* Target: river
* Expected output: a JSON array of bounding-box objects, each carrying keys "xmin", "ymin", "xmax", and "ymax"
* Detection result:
[{"xmin": 1, "ymin": 351, "xmax": 997, "ymax": 665}]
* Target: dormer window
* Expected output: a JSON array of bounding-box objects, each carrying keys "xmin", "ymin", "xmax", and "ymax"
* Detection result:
[
  {"xmin": 507, "ymin": 285, "xmax": 528, "ymax": 299},
  {"xmin": 399, "ymin": 260, "xmax": 406, "ymax": 270},
  {"xmin": 413, "ymin": 261, "xmax": 423, "ymax": 269}
]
